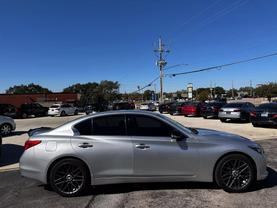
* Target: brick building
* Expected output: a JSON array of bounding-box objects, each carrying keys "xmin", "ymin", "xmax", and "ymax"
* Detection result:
[{"xmin": 0, "ymin": 93, "xmax": 81, "ymax": 107}]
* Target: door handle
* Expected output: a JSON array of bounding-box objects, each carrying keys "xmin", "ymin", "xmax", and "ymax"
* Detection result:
[
  {"xmin": 135, "ymin": 143, "xmax": 150, "ymax": 149},
  {"xmin": 78, "ymin": 143, "xmax": 93, "ymax": 148}
]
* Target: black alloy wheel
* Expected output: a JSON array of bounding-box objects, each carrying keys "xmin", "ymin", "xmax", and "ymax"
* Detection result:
[
  {"xmin": 215, "ymin": 154, "xmax": 255, "ymax": 192},
  {"xmin": 49, "ymin": 158, "xmax": 89, "ymax": 197}
]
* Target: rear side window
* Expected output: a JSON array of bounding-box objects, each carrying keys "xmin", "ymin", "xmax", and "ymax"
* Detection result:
[
  {"xmin": 74, "ymin": 119, "xmax": 92, "ymax": 135},
  {"xmin": 92, "ymin": 115, "xmax": 126, "ymax": 135},
  {"xmin": 127, "ymin": 115, "xmax": 173, "ymax": 137}
]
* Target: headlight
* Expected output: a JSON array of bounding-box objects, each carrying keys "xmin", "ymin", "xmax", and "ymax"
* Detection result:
[{"xmin": 249, "ymin": 145, "xmax": 264, "ymax": 154}]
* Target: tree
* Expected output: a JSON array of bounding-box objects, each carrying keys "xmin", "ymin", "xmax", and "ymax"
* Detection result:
[
  {"xmin": 143, "ymin": 90, "xmax": 155, "ymax": 101},
  {"xmin": 63, "ymin": 80, "xmax": 120, "ymax": 107},
  {"xmin": 255, "ymin": 82, "xmax": 277, "ymax": 98},
  {"xmin": 196, "ymin": 91, "xmax": 209, "ymax": 102},
  {"xmin": 214, "ymin": 86, "xmax": 225, "ymax": 96},
  {"xmin": 6, "ymin": 83, "xmax": 52, "ymax": 94}
]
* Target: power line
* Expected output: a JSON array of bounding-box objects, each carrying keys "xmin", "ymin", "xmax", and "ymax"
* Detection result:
[{"xmin": 167, "ymin": 51, "xmax": 277, "ymax": 77}]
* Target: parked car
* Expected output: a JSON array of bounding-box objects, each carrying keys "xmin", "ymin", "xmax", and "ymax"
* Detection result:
[
  {"xmin": 84, "ymin": 104, "xmax": 107, "ymax": 115},
  {"xmin": 18, "ymin": 103, "xmax": 49, "ymax": 119},
  {"xmin": 218, "ymin": 102, "xmax": 256, "ymax": 122},
  {"xmin": 0, "ymin": 104, "xmax": 17, "ymax": 118},
  {"xmin": 20, "ymin": 110, "xmax": 267, "ymax": 197},
  {"xmin": 201, "ymin": 102, "xmax": 226, "ymax": 119},
  {"xmin": 139, "ymin": 102, "xmax": 156, "ymax": 111},
  {"xmin": 112, "ymin": 102, "xmax": 135, "ymax": 110},
  {"xmin": 168, "ymin": 102, "xmax": 189, "ymax": 115},
  {"xmin": 250, "ymin": 102, "xmax": 277, "ymax": 127},
  {"xmin": 181, "ymin": 102, "xmax": 203, "ymax": 117},
  {"xmin": 48, "ymin": 103, "xmax": 78, "ymax": 116},
  {"xmin": 0, "ymin": 115, "xmax": 16, "ymax": 136},
  {"xmin": 158, "ymin": 101, "xmax": 175, "ymax": 114}
]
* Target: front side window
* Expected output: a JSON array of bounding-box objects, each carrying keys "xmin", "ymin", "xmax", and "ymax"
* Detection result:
[
  {"xmin": 92, "ymin": 115, "xmax": 126, "ymax": 135},
  {"xmin": 127, "ymin": 115, "xmax": 174, "ymax": 137}
]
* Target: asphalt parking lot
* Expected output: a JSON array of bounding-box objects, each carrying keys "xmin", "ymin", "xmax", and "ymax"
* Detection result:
[{"xmin": 0, "ymin": 113, "xmax": 277, "ymax": 208}]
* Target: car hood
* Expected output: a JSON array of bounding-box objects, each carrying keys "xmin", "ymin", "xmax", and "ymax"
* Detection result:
[{"xmin": 195, "ymin": 128, "xmax": 254, "ymax": 144}]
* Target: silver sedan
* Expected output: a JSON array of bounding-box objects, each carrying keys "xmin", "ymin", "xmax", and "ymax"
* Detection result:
[{"xmin": 20, "ymin": 110, "xmax": 267, "ymax": 197}]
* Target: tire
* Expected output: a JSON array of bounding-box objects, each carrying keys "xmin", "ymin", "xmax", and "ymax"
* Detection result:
[
  {"xmin": 60, "ymin": 111, "xmax": 66, "ymax": 117},
  {"xmin": 214, "ymin": 154, "xmax": 256, "ymax": 193},
  {"xmin": 220, "ymin": 118, "xmax": 226, "ymax": 122},
  {"xmin": 74, "ymin": 110, "xmax": 78, "ymax": 115},
  {"xmin": 0, "ymin": 123, "xmax": 12, "ymax": 136},
  {"xmin": 49, "ymin": 158, "xmax": 89, "ymax": 197},
  {"xmin": 203, "ymin": 116, "xmax": 207, "ymax": 119},
  {"xmin": 21, "ymin": 113, "xmax": 28, "ymax": 119}
]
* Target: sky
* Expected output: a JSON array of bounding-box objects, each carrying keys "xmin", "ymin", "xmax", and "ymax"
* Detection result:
[{"xmin": 1, "ymin": 0, "xmax": 277, "ymax": 93}]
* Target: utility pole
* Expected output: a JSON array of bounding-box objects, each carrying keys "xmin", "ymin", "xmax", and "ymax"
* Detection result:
[
  {"xmin": 154, "ymin": 37, "xmax": 169, "ymax": 103},
  {"xmin": 250, "ymin": 80, "xmax": 253, "ymax": 97},
  {"xmin": 232, "ymin": 80, "xmax": 234, "ymax": 99}
]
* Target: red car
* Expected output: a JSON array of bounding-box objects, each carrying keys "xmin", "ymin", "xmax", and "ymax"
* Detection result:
[{"xmin": 181, "ymin": 102, "xmax": 203, "ymax": 117}]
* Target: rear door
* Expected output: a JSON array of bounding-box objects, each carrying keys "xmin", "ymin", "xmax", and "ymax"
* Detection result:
[
  {"xmin": 71, "ymin": 114, "xmax": 133, "ymax": 179},
  {"xmin": 127, "ymin": 114, "xmax": 199, "ymax": 177}
]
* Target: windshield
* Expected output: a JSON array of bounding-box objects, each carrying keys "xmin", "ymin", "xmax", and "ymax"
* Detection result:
[
  {"xmin": 223, "ymin": 103, "xmax": 243, "ymax": 108},
  {"xmin": 156, "ymin": 114, "xmax": 197, "ymax": 135},
  {"xmin": 257, "ymin": 103, "xmax": 277, "ymax": 110},
  {"xmin": 50, "ymin": 105, "xmax": 60, "ymax": 108}
]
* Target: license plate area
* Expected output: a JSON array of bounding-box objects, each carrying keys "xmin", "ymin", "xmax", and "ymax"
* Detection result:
[{"xmin": 261, "ymin": 112, "xmax": 268, "ymax": 117}]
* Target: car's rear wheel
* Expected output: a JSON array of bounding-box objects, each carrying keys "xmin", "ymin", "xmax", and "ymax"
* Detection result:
[
  {"xmin": 74, "ymin": 110, "xmax": 78, "ymax": 115},
  {"xmin": 49, "ymin": 158, "xmax": 89, "ymax": 197},
  {"xmin": 220, "ymin": 118, "xmax": 226, "ymax": 122},
  {"xmin": 60, "ymin": 111, "xmax": 66, "ymax": 116},
  {"xmin": 203, "ymin": 115, "xmax": 207, "ymax": 119},
  {"xmin": 214, "ymin": 154, "xmax": 256, "ymax": 193},
  {"xmin": 0, "ymin": 123, "xmax": 12, "ymax": 136}
]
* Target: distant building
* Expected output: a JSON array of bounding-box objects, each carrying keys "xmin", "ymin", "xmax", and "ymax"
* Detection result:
[{"xmin": 0, "ymin": 93, "xmax": 81, "ymax": 107}]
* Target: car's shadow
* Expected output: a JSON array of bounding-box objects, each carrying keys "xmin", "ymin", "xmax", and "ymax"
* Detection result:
[
  {"xmin": 249, "ymin": 167, "xmax": 277, "ymax": 192},
  {"xmin": 0, "ymin": 144, "xmax": 24, "ymax": 167},
  {"xmin": 49, "ymin": 167, "xmax": 276, "ymax": 196}
]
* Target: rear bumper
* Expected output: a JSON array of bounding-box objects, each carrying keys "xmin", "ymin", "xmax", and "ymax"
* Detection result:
[
  {"xmin": 251, "ymin": 118, "xmax": 277, "ymax": 126},
  {"xmin": 19, "ymin": 150, "xmax": 47, "ymax": 184}
]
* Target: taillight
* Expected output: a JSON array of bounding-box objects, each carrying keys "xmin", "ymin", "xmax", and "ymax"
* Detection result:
[
  {"xmin": 272, "ymin": 114, "xmax": 277, "ymax": 118},
  {"xmin": 250, "ymin": 112, "xmax": 257, "ymax": 117},
  {"xmin": 24, "ymin": 140, "xmax": 41, "ymax": 150}
]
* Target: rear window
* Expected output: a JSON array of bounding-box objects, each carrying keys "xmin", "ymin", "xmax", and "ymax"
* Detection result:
[
  {"xmin": 223, "ymin": 103, "xmax": 244, "ymax": 108},
  {"xmin": 257, "ymin": 103, "xmax": 277, "ymax": 110}
]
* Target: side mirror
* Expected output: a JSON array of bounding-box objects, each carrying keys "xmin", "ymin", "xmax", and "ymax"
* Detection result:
[{"xmin": 171, "ymin": 130, "xmax": 186, "ymax": 142}]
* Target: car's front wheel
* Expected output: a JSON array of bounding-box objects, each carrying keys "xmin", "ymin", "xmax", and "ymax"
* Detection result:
[
  {"xmin": 214, "ymin": 154, "xmax": 256, "ymax": 193},
  {"xmin": 49, "ymin": 158, "xmax": 89, "ymax": 197}
]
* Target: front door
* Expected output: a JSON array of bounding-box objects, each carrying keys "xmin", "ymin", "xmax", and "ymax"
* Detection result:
[{"xmin": 127, "ymin": 114, "xmax": 199, "ymax": 177}]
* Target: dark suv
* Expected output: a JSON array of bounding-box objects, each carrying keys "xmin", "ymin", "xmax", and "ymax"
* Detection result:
[
  {"xmin": 0, "ymin": 104, "xmax": 17, "ymax": 118},
  {"xmin": 251, "ymin": 102, "xmax": 277, "ymax": 127},
  {"xmin": 201, "ymin": 102, "xmax": 226, "ymax": 119},
  {"xmin": 18, "ymin": 103, "xmax": 49, "ymax": 119}
]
